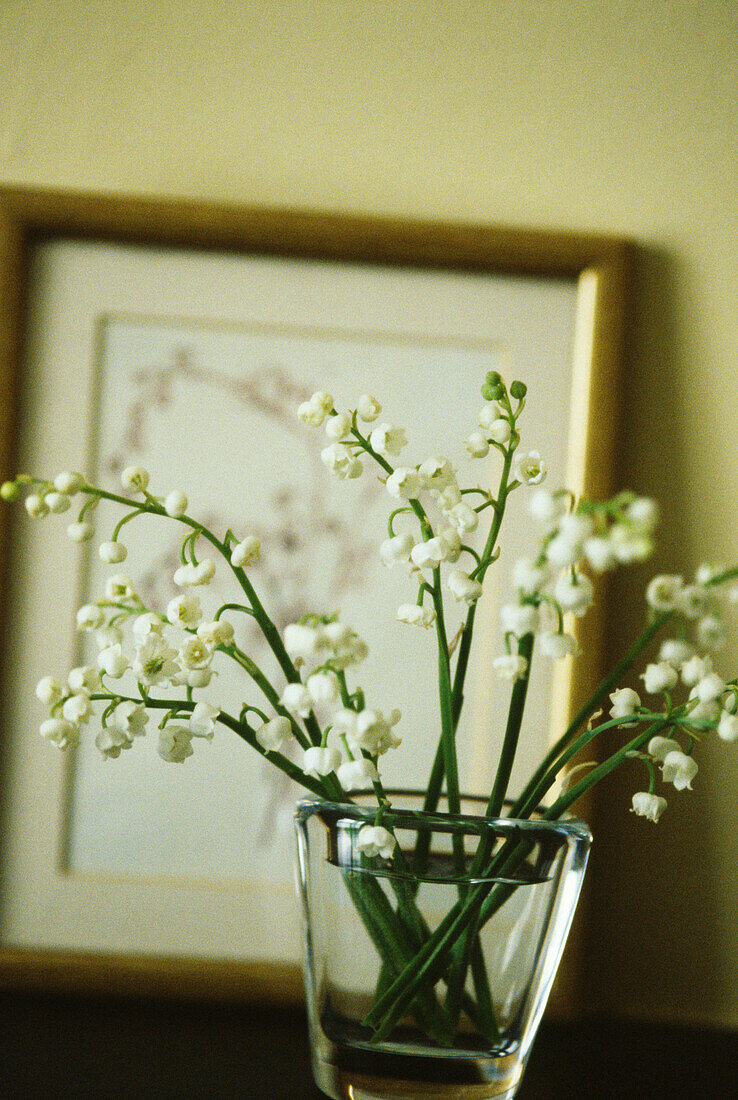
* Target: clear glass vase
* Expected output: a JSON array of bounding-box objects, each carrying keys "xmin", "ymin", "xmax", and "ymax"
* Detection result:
[{"xmin": 294, "ymin": 792, "xmax": 591, "ymax": 1100}]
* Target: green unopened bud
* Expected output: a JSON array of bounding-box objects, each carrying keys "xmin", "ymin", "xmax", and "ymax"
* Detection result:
[
  {"xmin": 485, "ymin": 370, "xmax": 503, "ymax": 387},
  {"xmin": 481, "ymin": 381, "xmax": 505, "ymax": 401},
  {"xmin": 1, "ymin": 480, "xmax": 20, "ymax": 501},
  {"xmin": 510, "ymin": 380, "xmax": 527, "ymax": 400}
]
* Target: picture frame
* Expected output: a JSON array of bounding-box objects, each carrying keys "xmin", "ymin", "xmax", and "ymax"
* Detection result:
[{"xmin": 0, "ymin": 186, "xmax": 632, "ymax": 1003}]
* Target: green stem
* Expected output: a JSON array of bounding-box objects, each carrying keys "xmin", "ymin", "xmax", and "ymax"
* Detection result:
[
  {"xmin": 510, "ymin": 612, "xmax": 671, "ymax": 817},
  {"xmin": 487, "ymin": 633, "xmax": 535, "ymax": 818},
  {"xmin": 89, "ymin": 691, "xmax": 333, "ymax": 799}
]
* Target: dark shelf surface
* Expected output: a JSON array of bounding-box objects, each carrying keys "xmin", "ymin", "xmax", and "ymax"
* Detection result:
[{"xmin": 1, "ymin": 990, "xmax": 736, "ymax": 1098}]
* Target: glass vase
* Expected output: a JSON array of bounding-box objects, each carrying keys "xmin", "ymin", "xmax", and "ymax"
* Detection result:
[{"xmin": 294, "ymin": 792, "xmax": 591, "ymax": 1100}]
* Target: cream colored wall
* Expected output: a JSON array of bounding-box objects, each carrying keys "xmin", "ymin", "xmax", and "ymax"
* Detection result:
[{"xmin": 1, "ymin": 1, "xmax": 736, "ymax": 1026}]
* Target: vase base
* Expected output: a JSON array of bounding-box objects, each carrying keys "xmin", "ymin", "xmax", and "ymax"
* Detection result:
[{"xmin": 311, "ymin": 1048, "xmax": 524, "ymax": 1099}]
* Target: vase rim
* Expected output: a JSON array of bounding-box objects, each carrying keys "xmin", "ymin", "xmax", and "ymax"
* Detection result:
[{"xmin": 295, "ymin": 788, "xmax": 592, "ymax": 847}]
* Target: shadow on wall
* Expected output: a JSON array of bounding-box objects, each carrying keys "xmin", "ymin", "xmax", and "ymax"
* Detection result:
[{"xmin": 587, "ymin": 244, "xmax": 729, "ymax": 1023}]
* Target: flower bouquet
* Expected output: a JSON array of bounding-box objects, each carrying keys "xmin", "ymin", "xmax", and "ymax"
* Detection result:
[{"xmin": 4, "ymin": 370, "xmax": 736, "ymax": 1100}]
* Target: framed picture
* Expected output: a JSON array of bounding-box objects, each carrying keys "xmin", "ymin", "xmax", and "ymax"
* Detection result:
[{"xmin": 0, "ymin": 187, "xmax": 631, "ymax": 1002}]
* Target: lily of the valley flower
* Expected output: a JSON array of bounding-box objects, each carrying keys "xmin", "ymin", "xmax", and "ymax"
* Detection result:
[
  {"xmin": 303, "ymin": 745, "xmax": 341, "ymax": 778},
  {"xmin": 418, "ymin": 456, "xmax": 456, "ymax": 493},
  {"xmin": 511, "ymin": 557, "xmax": 548, "ymax": 596},
  {"xmin": 631, "ymin": 792, "xmax": 667, "ymax": 823},
  {"xmin": 680, "ymin": 654, "xmax": 713, "ymax": 687},
  {"xmin": 96, "ymin": 643, "xmax": 128, "ymax": 679},
  {"xmin": 45, "ymin": 492, "xmax": 71, "ymax": 514},
  {"xmin": 385, "ymin": 467, "xmax": 422, "ymax": 500},
  {"xmin": 488, "ymin": 418, "xmax": 512, "ymax": 445},
  {"xmin": 284, "ymin": 622, "xmax": 328, "ymax": 664},
  {"xmin": 115, "ymin": 701, "xmax": 148, "ymax": 738},
  {"xmin": 369, "ymin": 423, "xmax": 407, "ymax": 458},
  {"xmin": 447, "ymin": 502, "xmax": 479, "ymax": 535},
  {"xmin": 448, "ymin": 570, "xmax": 484, "ymax": 605},
  {"xmin": 24, "ymin": 494, "xmax": 49, "ymax": 518},
  {"xmin": 197, "ymin": 620, "xmax": 235, "ymax": 646},
  {"xmin": 538, "ymin": 631, "xmax": 578, "ymax": 659},
  {"xmin": 167, "ymin": 594, "xmax": 202, "ymax": 627},
  {"xmin": 178, "ymin": 637, "xmax": 214, "ymax": 671},
  {"xmin": 306, "ymin": 670, "xmax": 341, "ymax": 708},
  {"xmin": 646, "ymin": 574, "xmax": 684, "ymax": 612},
  {"xmin": 133, "ymin": 635, "xmax": 179, "ymax": 687},
  {"xmin": 99, "ymin": 541, "xmax": 127, "ymax": 564},
  {"xmin": 132, "ymin": 612, "xmax": 165, "ymax": 638},
  {"xmin": 661, "ymin": 749, "xmax": 698, "ymax": 790},
  {"xmin": 356, "ymin": 824, "xmax": 396, "ymax": 859},
  {"xmin": 173, "ymin": 559, "xmax": 216, "ymax": 587},
  {"xmin": 158, "ymin": 725, "xmax": 194, "ymax": 763},
  {"xmin": 62, "ymin": 693, "xmax": 92, "ymax": 724},
  {"xmin": 324, "ymin": 621, "xmax": 368, "ymax": 667},
  {"xmin": 54, "ymin": 471, "xmax": 85, "ymax": 495},
  {"xmin": 492, "ymin": 655, "xmax": 528, "ymax": 681},
  {"xmin": 95, "ymin": 723, "xmax": 130, "ymax": 760},
  {"xmin": 189, "ymin": 702, "xmax": 220, "ymax": 739},
  {"xmin": 282, "ymin": 682, "xmax": 313, "ymax": 718},
  {"xmin": 697, "ymin": 614, "xmax": 726, "ymax": 651},
  {"xmin": 357, "ymin": 394, "xmax": 381, "ymax": 422},
  {"xmin": 35, "ymin": 676, "xmax": 63, "ymax": 706},
  {"xmin": 40, "ymin": 717, "xmax": 79, "ymax": 749},
  {"xmin": 67, "ymin": 521, "xmax": 95, "ymax": 542},
  {"xmin": 553, "ymin": 572, "xmax": 593, "ymax": 616},
  {"xmin": 500, "ymin": 602, "xmax": 539, "ymax": 637},
  {"xmin": 325, "ymin": 412, "xmax": 352, "ymax": 441},
  {"xmin": 583, "ymin": 535, "xmax": 618, "ymax": 573},
  {"xmin": 76, "ymin": 604, "xmax": 104, "ymax": 631},
  {"xmin": 346, "ymin": 709, "xmax": 401, "ymax": 756},
  {"xmin": 380, "ymin": 532, "xmax": 415, "ymax": 567},
  {"xmin": 231, "ymin": 536, "xmax": 261, "ymax": 568},
  {"xmin": 515, "ymin": 450, "xmax": 547, "ymax": 485},
  {"xmin": 465, "ymin": 430, "xmax": 489, "ymax": 458},
  {"xmin": 164, "ymin": 489, "xmax": 188, "ymax": 517},
  {"xmin": 121, "ymin": 466, "xmax": 149, "ymax": 493},
  {"xmin": 609, "ymin": 687, "xmax": 641, "ymax": 720},
  {"xmin": 321, "ymin": 443, "xmax": 363, "ymax": 480},
  {"xmin": 529, "ymin": 488, "xmax": 566, "ymax": 526},
  {"xmin": 68, "ymin": 666, "xmax": 99, "ymax": 694},
  {"xmin": 658, "ymin": 638, "xmax": 695, "ymax": 667},
  {"xmin": 718, "ymin": 711, "xmax": 738, "ymax": 742},
  {"xmin": 105, "ymin": 573, "xmax": 135, "ymax": 602},
  {"xmin": 641, "ymin": 661, "xmax": 679, "ymax": 694},
  {"xmin": 647, "ymin": 736, "xmax": 683, "ymax": 762},
  {"xmin": 337, "ymin": 757, "xmax": 379, "ymax": 791},
  {"xmin": 297, "ymin": 390, "xmax": 333, "ymax": 427},
  {"xmin": 410, "ymin": 538, "xmax": 447, "ymax": 571},
  {"xmin": 256, "ymin": 715, "xmax": 292, "ymax": 751},
  {"xmin": 397, "ymin": 603, "xmax": 436, "ymax": 628}
]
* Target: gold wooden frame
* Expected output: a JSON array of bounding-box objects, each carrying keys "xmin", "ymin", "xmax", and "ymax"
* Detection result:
[{"xmin": 0, "ymin": 186, "xmax": 632, "ymax": 1002}]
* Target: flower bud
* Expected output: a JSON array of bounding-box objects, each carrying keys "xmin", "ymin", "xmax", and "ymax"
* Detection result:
[
  {"xmin": 230, "ymin": 536, "xmax": 261, "ymax": 568},
  {"xmin": 509, "ymin": 380, "xmax": 527, "ymax": 400},
  {"xmin": 67, "ymin": 521, "xmax": 95, "ymax": 542},
  {"xmin": 1, "ymin": 481, "xmax": 20, "ymax": 501},
  {"xmin": 35, "ymin": 676, "xmax": 63, "ymax": 706},
  {"xmin": 164, "ymin": 490, "xmax": 188, "ymax": 518},
  {"xmin": 99, "ymin": 541, "xmax": 127, "ymax": 564},
  {"xmin": 54, "ymin": 471, "xmax": 85, "ymax": 495},
  {"xmin": 25, "ymin": 493, "xmax": 49, "ymax": 518},
  {"xmin": 45, "ymin": 492, "xmax": 71, "ymax": 513}
]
